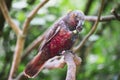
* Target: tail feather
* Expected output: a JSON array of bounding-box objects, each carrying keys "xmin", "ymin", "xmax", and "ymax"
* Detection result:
[{"xmin": 24, "ymin": 51, "xmax": 50, "ymax": 78}]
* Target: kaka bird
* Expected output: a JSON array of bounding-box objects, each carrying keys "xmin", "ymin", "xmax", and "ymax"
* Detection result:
[{"xmin": 24, "ymin": 10, "xmax": 85, "ymax": 78}]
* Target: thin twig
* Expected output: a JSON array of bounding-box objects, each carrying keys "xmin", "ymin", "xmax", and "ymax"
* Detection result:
[
  {"xmin": 22, "ymin": 28, "xmax": 49, "ymax": 60},
  {"xmin": 111, "ymin": 8, "xmax": 120, "ymax": 21},
  {"xmin": 73, "ymin": 0, "xmax": 105, "ymax": 52},
  {"xmin": 85, "ymin": 14, "xmax": 120, "ymax": 22},
  {"xmin": 0, "ymin": 0, "xmax": 21, "ymax": 36},
  {"xmin": 15, "ymin": 72, "xmax": 27, "ymax": 80},
  {"xmin": 22, "ymin": 0, "xmax": 49, "ymax": 35},
  {"xmin": 22, "ymin": 34, "xmax": 44, "ymax": 60}
]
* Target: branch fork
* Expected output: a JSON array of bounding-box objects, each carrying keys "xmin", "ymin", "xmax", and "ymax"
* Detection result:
[{"xmin": 44, "ymin": 51, "xmax": 82, "ymax": 80}]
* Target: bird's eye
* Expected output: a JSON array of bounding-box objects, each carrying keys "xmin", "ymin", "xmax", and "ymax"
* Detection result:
[
  {"xmin": 76, "ymin": 17, "xmax": 80, "ymax": 21},
  {"xmin": 75, "ymin": 14, "xmax": 78, "ymax": 17},
  {"xmin": 74, "ymin": 13, "xmax": 78, "ymax": 18}
]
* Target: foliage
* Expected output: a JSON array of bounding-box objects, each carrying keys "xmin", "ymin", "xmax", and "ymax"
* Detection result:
[{"xmin": 0, "ymin": 0, "xmax": 120, "ymax": 80}]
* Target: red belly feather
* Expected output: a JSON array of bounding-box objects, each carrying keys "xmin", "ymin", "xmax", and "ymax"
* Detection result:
[{"xmin": 48, "ymin": 29, "xmax": 73, "ymax": 57}]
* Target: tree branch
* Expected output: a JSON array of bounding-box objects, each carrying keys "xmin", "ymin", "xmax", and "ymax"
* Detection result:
[
  {"xmin": 22, "ymin": 0, "xmax": 49, "ymax": 35},
  {"xmin": 64, "ymin": 52, "xmax": 76, "ymax": 80},
  {"xmin": 64, "ymin": 51, "xmax": 81, "ymax": 80},
  {"xmin": 44, "ymin": 56, "xmax": 65, "ymax": 69},
  {"xmin": 73, "ymin": 0, "xmax": 105, "ymax": 52},
  {"xmin": 0, "ymin": 0, "xmax": 12, "ymax": 36},
  {"xmin": 22, "ymin": 28, "xmax": 49, "ymax": 60},
  {"xmin": 8, "ymin": 36, "xmax": 25, "ymax": 80},
  {"xmin": 22, "ymin": 13, "xmax": 120, "ymax": 59},
  {"xmin": 85, "ymin": 14, "xmax": 120, "ymax": 22},
  {"xmin": 17, "ymin": 51, "xmax": 82, "ymax": 80},
  {"xmin": 0, "ymin": 0, "xmax": 21, "ymax": 36},
  {"xmin": 15, "ymin": 72, "xmax": 27, "ymax": 80},
  {"xmin": 8, "ymin": 0, "xmax": 50, "ymax": 80},
  {"xmin": 22, "ymin": 34, "xmax": 44, "ymax": 60}
]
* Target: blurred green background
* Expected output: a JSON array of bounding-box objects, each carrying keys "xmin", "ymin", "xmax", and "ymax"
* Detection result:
[{"xmin": 0, "ymin": 0, "xmax": 120, "ymax": 80}]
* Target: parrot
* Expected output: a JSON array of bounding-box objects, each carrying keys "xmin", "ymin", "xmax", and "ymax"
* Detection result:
[{"xmin": 24, "ymin": 10, "xmax": 85, "ymax": 78}]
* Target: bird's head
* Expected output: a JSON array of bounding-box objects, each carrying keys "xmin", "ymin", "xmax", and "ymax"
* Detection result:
[{"xmin": 65, "ymin": 10, "xmax": 85, "ymax": 32}]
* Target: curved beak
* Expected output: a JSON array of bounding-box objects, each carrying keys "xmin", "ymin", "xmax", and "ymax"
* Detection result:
[{"xmin": 76, "ymin": 20, "xmax": 83, "ymax": 32}]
